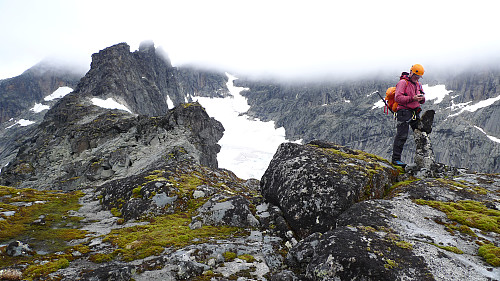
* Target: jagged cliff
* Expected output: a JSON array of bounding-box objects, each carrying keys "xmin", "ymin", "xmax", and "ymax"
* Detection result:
[
  {"xmin": 0, "ymin": 42, "xmax": 226, "ymax": 191},
  {"xmin": 0, "ymin": 42, "xmax": 229, "ymax": 178}
]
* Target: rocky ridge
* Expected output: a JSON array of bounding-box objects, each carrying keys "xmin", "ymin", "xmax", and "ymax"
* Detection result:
[
  {"xmin": 0, "ymin": 42, "xmax": 229, "ymax": 174},
  {"xmin": 1, "ymin": 139, "xmax": 499, "ymax": 280}
]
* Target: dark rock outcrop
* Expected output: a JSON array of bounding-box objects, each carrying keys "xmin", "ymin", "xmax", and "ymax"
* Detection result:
[
  {"xmin": 74, "ymin": 42, "xmax": 178, "ymax": 116},
  {"xmin": 0, "ymin": 101, "xmax": 223, "ymax": 190},
  {"xmin": 261, "ymin": 140, "xmax": 398, "ymax": 238},
  {"xmin": 261, "ymin": 140, "xmax": 500, "ymax": 280}
]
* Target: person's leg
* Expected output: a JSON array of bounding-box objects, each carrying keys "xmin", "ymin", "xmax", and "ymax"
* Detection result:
[{"xmin": 392, "ymin": 110, "xmax": 411, "ymax": 163}]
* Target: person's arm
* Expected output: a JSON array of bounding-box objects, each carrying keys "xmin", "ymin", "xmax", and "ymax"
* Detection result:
[{"xmin": 394, "ymin": 80, "xmax": 412, "ymax": 105}]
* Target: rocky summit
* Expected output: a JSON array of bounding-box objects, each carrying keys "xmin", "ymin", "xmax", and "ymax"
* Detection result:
[{"xmin": 0, "ymin": 42, "xmax": 499, "ymax": 281}]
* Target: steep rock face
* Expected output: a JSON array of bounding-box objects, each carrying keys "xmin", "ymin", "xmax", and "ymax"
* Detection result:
[
  {"xmin": 446, "ymin": 67, "xmax": 500, "ymax": 103},
  {"xmin": 261, "ymin": 140, "xmax": 499, "ymax": 280},
  {"xmin": 73, "ymin": 42, "xmax": 231, "ymax": 117},
  {"xmin": 175, "ymin": 66, "xmax": 230, "ymax": 98},
  {"xmin": 0, "ymin": 42, "xmax": 231, "ymax": 174},
  {"xmin": 74, "ymin": 42, "xmax": 179, "ymax": 116},
  {"xmin": 0, "ymin": 41, "xmax": 234, "ymax": 190},
  {"xmin": 0, "ymin": 60, "xmax": 82, "ymax": 123},
  {"xmin": 261, "ymin": 140, "xmax": 398, "ymax": 238}
]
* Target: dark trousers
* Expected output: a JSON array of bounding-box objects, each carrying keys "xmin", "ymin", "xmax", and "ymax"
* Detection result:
[{"xmin": 392, "ymin": 109, "xmax": 419, "ymax": 162}]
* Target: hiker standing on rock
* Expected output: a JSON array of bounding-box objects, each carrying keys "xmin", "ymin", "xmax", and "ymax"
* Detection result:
[{"xmin": 391, "ymin": 64, "xmax": 426, "ymax": 167}]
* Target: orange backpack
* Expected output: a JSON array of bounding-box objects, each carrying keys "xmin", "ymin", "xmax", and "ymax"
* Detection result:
[
  {"xmin": 383, "ymin": 72, "xmax": 410, "ymax": 114},
  {"xmin": 384, "ymin": 87, "xmax": 398, "ymax": 114}
]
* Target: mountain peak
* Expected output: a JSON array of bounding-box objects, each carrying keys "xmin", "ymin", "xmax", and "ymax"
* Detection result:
[{"xmin": 77, "ymin": 41, "xmax": 179, "ymax": 117}]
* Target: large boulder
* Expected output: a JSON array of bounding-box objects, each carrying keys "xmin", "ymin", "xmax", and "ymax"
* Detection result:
[
  {"xmin": 260, "ymin": 139, "xmax": 499, "ymax": 280},
  {"xmin": 261, "ymin": 140, "xmax": 399, "ymax": 238}
]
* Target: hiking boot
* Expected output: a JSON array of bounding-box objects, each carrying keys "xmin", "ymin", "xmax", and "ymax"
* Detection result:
[{"xmin": 392, "ymin": 160, "xmax": 407, "ymax": 168}]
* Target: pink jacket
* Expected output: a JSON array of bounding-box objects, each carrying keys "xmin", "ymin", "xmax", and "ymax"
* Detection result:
[{"xmin": 395, "ymin": 77, "xmax": 425, "ymax": 110}]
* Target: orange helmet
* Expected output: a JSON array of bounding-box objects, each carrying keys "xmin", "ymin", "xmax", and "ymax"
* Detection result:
[{"xmin": 410, "ymin": 64, "xmax": 424, "ymax": 76}]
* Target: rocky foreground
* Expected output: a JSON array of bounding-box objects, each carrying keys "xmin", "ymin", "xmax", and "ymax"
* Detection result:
[{"xmin": 0, "ymin": 139, "xmax": 499, "ymax": 280}]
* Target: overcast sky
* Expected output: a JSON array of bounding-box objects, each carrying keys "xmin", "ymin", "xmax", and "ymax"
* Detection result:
[{"xmin": 1, "ymin": 0, "xmax": 499, "ymax": 80}]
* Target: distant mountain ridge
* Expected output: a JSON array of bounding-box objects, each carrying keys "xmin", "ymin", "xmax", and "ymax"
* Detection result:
[
  {"xmin": 235, "ymin": 66, "xmax": 500, "ymax": 173},
  {"xmin": 1, "ymin": 43, "xmax": 499, "ymax": 175},
  {"xmin": 0, "ymin": 59, "xmax": 83, "ymax": 124}
]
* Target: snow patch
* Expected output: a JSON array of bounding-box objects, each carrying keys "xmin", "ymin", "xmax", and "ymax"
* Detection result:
[
  {"xmin": 91, "ymin": 98, "xmax": 132, "ymax": 113},
  {"xmin": 44, "ymin": 86, "xmax": 73, "ymax": 101},
  {"xmin": 474, "ymin": 126, "xmax": 500, "ymax": 144},
  {"xmin": 167, "ymin": 95, "xmax": 174, "ymax": 108},
  {"xmin": 422, "ymin": 84, "xmax": 452, "ymax": 104},
  {"xmin": 195, "ymin": 73, "xmax": 299, "ymax": 179},
  {"xmin": 6, "ymin": 119, "xmax": 35, "ymax": 129},
  {"xmin": 448, "ymin": 94, "xmax": 500, "ymax": 117},
  {"xmin": 31, "ymin": 103, "xmax": 50, "ymax": 113},
  {"xmin": 372, "ymin": 99, "xmax": 385, "ymax": 110}
]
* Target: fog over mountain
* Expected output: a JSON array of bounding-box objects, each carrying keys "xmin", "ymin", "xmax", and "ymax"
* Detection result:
[{"xmin": 1, "ymin": 0, "xmax": 499, "ymax": 80}]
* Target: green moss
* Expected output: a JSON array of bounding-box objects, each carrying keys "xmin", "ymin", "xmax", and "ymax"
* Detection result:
[
  {"xmin": 478, "ymin": 244, "xmax": 500, "ymax": 267},
  {"xmin": 458, "ymin": 225, "xmax": 477, "ymax": 237},
  {"xmin": 0, "ymin": 186, "xmax": 85, "ymax": 242},
  {"xmin": 23, "ymin": 258, "xmax": 70, "ymax": 279},
  {"xmin": 384, "ymin": 179, "xmax": 420, "ymax": 197},
  {"xmin": 102, "ymin": 213, "xmax": 244, "ymax": 262},
  {"xmin": 191, "ymin": 270, "xmax": 224, "ymax": 281},
  {"xmin": 0, "ymin": 185, "xmax": 88, "ymax": 272},
  {"xmin": 132, "ymin": 186, "xmax": 142, "ymax": 198},
  {"xmin": 429, "ymin": 243, "xmax": 464, "ymax": 254},
  {"xmin": 223, "ymin": 251, "xmax": 237, "ymax": 262},
  {"xmin": 395, "ymin": 240, "xmax": 413, "ymax": 250},
  {"xmin": 384, "ymin": 259, "xmax": 398, "ymax": 269},
  {"xmin": 89, "ymin": 253, "xmax": 116, "ymax": 263},
  {"xmin": 436, "ymin": 178, "xmax": 489, "ymax": 195},
  {"xmin": 238, "ymin": 254, "xmax": 256, "ymax": 263},
  {"xmin": 110, "ymin": 207, "xmax": 122, "ymax": 217},
  {"xmin": 415, "ymin": 199, "xmax": 500, "ymax": 233},
  {"xmin": 144, "ymin": 170, "xmax": 168, "ymax": 182}
]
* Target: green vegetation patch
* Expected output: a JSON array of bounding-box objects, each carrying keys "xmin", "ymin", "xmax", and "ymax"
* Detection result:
[
  {"xmin": 238, "ymin": 254, "xmax": 256, "ymax": 263},
  {"xmin": 415, "ymin": 199, "xmax": 500, "ymax": 234},
  {"xmin": 436, "ymin": 178, "xmax": 489, "ymax": 195},
  {"xmin": 314, "ymin": 145, "xmax": 391, "ymax": 168},
  {"xmin": 0, "ymin": 185, "xmax": 86, "ymax": 273},
  {"xmin": 23, "ymin": 257, "xmax": 70, "ymax": 279},
  {"xmin": 0, "ymin": 185, "xmax": 85, "ymax": 245},
  {"xmin": 429, "ymin": 243, "xmax": 464, "ymax": 254},
  {"xmin": 478, "ymin": 243, "xmax": 500, "ymax": 267},
  {"xmin": 384, "ymin": 179, "xmax": 420, "ymax": 198},
  {"xmin": 103, "ymin": 213, "xmax": 245, "ymax": 261}
]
